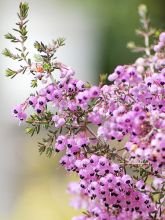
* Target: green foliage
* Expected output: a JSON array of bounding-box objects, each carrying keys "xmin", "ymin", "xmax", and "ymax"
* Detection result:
[
  {"xmin": 2, "ymin": 2, "xmax": 65, "ymax": 82},
  {"xmin": 33, "ymin": 38, "xmax": 65, "ymax": 77},
  {"xmin": 34, "ymin": 54, "xmax": 43, "ymax": 62},
  {"xmin": 5, "ymin": 68, "xmax": 17, "ymax": 78},
  {"xmin": 38, "ymin": 131, "xmax": 56, "ymax": 157},
  {"xmin": 34, "ymin": 41, "xmax": 47, "ymax": 53},
  {"xmin": 2, "ymin": 2, "xmax": 30, "ymax": 78},
  {"xmin": 4, "ymin": 33, "xmax": 19, "ymax": 43},
  {"xmin": 54, "ymin": 37, "xmax": 65, "ymax": 48},
  {"xmin": 25, "ymin": 111, "xmax": 58, "ymax": 157},
  {"xmin": 43, "ymin": 63, "xmax": 51, "ymax": 72},
  {"xmin": 31, "ymin": 80, "xmax": 38, "ymax": 88},
  {"xmin": 2, "ymin": 48, "xmax": 20, "ymax": 60},
  {"xmin": 26, "ymin": 111, "xmax": 53, "ymax": 135},
  {"xmin": 99, "ymin": 73, "xmax": 108, "ymax": 85},
  {"xmin": 18, "ymin": 2, "xmax": 29, "ymax": 19},
  {"xmin": 45, "ymin": 147, "xmax": 54, "ymax": 158},
  {"xmin": 25, "ymin": 127, "xmax": 37, "ymax": 136},
  {"xmin": 3, "ymin": 3, "xmax": 68, "ymax": 157}
]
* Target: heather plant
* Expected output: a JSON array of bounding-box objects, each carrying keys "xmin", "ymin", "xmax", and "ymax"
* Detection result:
[{"xmin": 3, "ymin": 2, "xmax": 165, "ymax": 220}]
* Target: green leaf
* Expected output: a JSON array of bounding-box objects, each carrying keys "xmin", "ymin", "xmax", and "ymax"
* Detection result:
[
  {"xmin": 33, "ymin": 54, "xmax": 43, "ymax": 62},
  {"xmin": 20, "ymin": 26, "xmax": 28, "ymax": 36},
  {"xmin": 43, "ymin": 63, "xmax": 51, "ymax": 71},
  {"xmin": 19, "ymin": 2, "xmax": 29, "ymax": 20},
  {"xmin": 5, "ymin": 33, "xmax": 19, "ymax": 43},
  {"xmin": 25, "ymin": 127, "xmax": 35, "ymax": 136},
  {"xmin": 36, "ymin": 125, "xmax": 40, "ymax": 134},
  {"xmin": 28, "ymin": 58, "xmax": 31, "ymax": 65},
  {"xmin": 56, "ymin": 37, "xmax": 65, "ymax": 47},
  {"xmin": 99, "ymin": 73, "xmax": 108, "ymax": 85},
  {"xmin": 31, "ymin": 80, "xmax": 38, "ymax": 88},
  {"xmin": 5, "ymin": 68, "xmax": 17, "ymax": 77},
  {"xmin": 38, "ymin": 144, "xmax": 46, "ymax": 155},
  {"xmin": 34, "ymin": 41, "xmax": 41, "ymax": 50},
  {"xmin": 2, "ymin": 48, "xmax": 20, "ymax": 60},
  {"xmin": 46, "ymin": 147, "xmax": 53, "ymax": 157},
  {"xmin": 2, "ymin": 48, "xmax": 12, "ymax": 57},
  {"xmin": 34, "ymin": 41, "xmax": 47, "ymax": 52}
]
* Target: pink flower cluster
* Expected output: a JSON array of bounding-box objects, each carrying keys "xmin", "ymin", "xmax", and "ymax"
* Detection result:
[
  {"xmin": 12, "ymin": 32, "xmax": 165, "ymax": 219},
  {"xmin": 13, "ymin": 64, "xmax": 100, "ymax": 123},
  {"xmin": 98, "ymin": 64, "xmax": 165, "ymax": 171},
  {"xmin": 66, "ymin": 154, "xmax": 156, "ymax": 220}
]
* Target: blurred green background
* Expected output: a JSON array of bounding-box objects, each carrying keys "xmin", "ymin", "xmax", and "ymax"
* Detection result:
[{"xmin": 0, "ymin": 0, "xmax": 165, "ymax": 220}]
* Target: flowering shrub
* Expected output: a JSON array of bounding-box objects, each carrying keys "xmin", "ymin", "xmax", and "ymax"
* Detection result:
[{"xmin": 3, "ymin": 2, "xmax": 165, "ymax": 220}]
